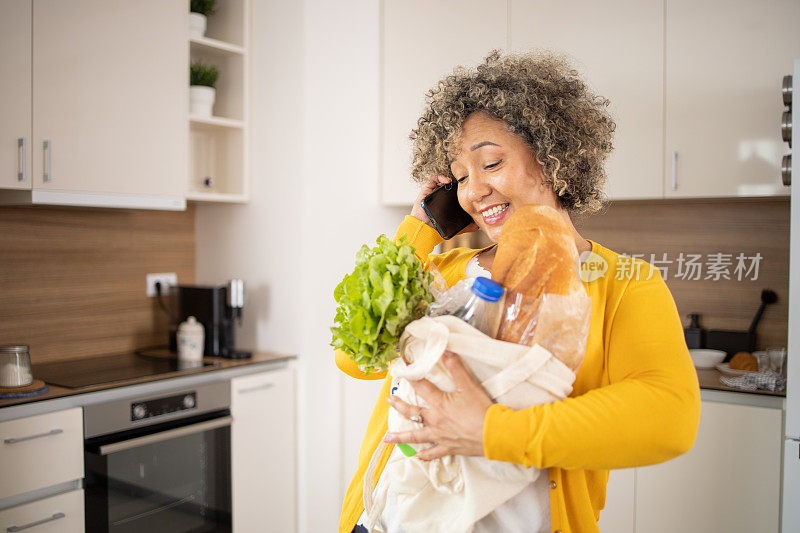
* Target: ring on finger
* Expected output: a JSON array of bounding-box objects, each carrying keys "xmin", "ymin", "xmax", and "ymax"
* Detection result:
[{"xmin": 410, "ymin": 413, "xmax": 424, "ymax": 424}]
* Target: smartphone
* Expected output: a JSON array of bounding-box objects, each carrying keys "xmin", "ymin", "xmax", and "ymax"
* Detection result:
[{"xmin": 420, "ymin": 181, "xmax": 474, "ymax": 240}]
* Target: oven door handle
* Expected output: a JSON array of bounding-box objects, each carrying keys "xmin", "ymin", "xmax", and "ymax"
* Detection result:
[{"xmin": 97, "ymin": 416, "xmax": 232, "ymax": 456}]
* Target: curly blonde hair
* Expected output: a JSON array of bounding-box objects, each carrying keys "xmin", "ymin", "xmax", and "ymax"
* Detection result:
[{"xmin": 410, "ymin": 50, "xmax": 615, "ymax": 215}]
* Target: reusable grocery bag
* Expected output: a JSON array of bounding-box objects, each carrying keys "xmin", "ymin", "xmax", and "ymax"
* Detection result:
[{"xmin": 362, "ymin": 315, "xmax": 576, "ymax": 533}]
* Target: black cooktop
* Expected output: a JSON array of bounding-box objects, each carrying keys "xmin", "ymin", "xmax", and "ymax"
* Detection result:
[{"xmin": 32, "ymin": 352, "xmax": 217, "ymax": 389}]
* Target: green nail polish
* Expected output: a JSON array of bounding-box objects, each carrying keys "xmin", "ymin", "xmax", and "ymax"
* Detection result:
[{"xmin": 397, "ymin": 443, "xmax": 417, "ymax": 457}]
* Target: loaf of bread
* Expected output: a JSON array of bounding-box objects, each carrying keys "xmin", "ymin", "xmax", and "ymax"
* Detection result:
[
  {"xmin": 492, "ymin": 205, "xmax": 589, "ymax": 372},
  {"xmin": 729, "ymin": 351, "xmax": 758, "ymax": 372},
  {"xmin": 492, "ymin": 205, "xmax": 584, "ymax": 299}
]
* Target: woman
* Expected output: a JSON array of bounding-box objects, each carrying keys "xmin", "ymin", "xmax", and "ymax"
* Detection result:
[{"xmin": 336, "ymin": 51, "xmax": 700, "ymax": 533}]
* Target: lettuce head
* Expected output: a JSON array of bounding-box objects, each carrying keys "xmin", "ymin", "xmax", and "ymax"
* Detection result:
[{"xmin": 330, "ymin": 235, "xmax": 433, "ymax": 374}]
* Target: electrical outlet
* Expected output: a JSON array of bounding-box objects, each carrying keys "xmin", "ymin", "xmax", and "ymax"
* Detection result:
[{"xmin": 146, "ymin": 272, "xmax": 177, "ymax": 297}]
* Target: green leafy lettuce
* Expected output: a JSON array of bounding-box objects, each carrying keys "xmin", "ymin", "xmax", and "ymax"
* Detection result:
[{"xmin": 330, "ymin": 235, "xmax": 434, "ymax": 374}]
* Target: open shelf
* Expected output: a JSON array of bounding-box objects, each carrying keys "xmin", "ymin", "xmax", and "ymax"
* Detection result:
[
  {"xmin": 188, "ymin": 0, "xmax": 249, "ymax": 202},
  {"xmin": 190, "ymin": 37, "xmax": 245, "ymax": 58},
  {"xmin": 190, "ymin": 115, "xmax": 245, "ymax": 129},
  {"xmin": 187, "ymin": 192, "xmax": 249, "ymax": 203}
]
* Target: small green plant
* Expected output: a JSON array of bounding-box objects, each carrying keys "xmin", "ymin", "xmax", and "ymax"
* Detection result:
[
  {"xmin": 190, "ymin": 0, "xmax": 216, "ymax": 17},
  {"xmin": 190, "ymin": 60, "xmax": 219, "ymax": 88}
]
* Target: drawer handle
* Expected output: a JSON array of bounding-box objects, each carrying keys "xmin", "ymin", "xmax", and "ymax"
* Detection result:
[
  {"xmin": 671, "ymin": 150, "xmax": 678, "ymax": 191},
  {"xmin": 42, "ymin": 140, "xmax": 51, "ymax": 183},
  {"xmin": 237, "ymin": 383, "xmax": 274, "ymax": 395},
  {"xmin": 7, "ymin": 512, "xmax": 65, "ymax": 532},
  {"xmin": 17, "ymin": 138, "xmax": 25, "ymax": 181},
  {"xmin": 3, "ymin": 428, "xmax": 63, "ymax": 445}
]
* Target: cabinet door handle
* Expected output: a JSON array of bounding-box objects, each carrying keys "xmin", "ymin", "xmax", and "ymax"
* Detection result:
[
  {"xmin": 17, "ymin": 138, "xmax": 25, "ymax": 181},
  {"xmin": 237, "ymin": 383, "xmax": 275, "ymax": 395},
  {"xmin": 3, "ymin": 428, "xmax": 63, "ymax": 445},
  {"xmin": 671, "ymin": 151, "xmax": 678, "ymax": 191},
  {"xmin": 6, "ymin": 512, "xmax": 65, "ymax": 532},
  {"xmin": 42, "ymin": 140, "xmax": 51, "ymax": 182}
]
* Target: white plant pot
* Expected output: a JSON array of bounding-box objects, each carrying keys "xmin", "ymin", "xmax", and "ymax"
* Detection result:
[
  {"xmin": 189, "ymin": 12, "xmax": 207, "ymax": 39},
  {"xmin": 190, "ymin": 86, "xmax": 216, "ymax": 117}
]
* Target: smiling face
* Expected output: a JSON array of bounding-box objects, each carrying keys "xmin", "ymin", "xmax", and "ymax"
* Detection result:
[{"xmin": 450, "ymin": 112, "xmax": 563, "ymax": 243}]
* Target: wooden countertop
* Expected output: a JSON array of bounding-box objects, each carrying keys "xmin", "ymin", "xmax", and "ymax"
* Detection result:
[
  {"xmin": 1, "ymin": 354, "xmax": 784, "ymax": 411},
  {"xmin": 695, "ymin": 367, "xmax": 786, "ymax": 397},
  {"xmin": 0, "ymin": 350, "xmax": 295, "ymax": 409}
]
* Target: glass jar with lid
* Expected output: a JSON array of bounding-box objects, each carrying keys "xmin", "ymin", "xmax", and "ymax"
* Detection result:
[{"xmin": 0, "ymin": 345, "xmax": 33, "ymax": 387}]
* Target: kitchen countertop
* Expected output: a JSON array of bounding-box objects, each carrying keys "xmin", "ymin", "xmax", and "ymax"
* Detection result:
[
  {"xmin": 1, "ymin": 354, "xmax": 783, "ymax": 419},
  {"xmin": 0, "ymin": 350, "xmax": 294, "ymax": 420},
  {"xmin": 695, "ymin": 367, "xmax": 786, "ymax": 397}
]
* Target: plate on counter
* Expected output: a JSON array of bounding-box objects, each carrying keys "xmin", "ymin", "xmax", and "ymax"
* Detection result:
[{"xmin": 715, "ymin": 363, "xmax": 756, "ymax": 376}]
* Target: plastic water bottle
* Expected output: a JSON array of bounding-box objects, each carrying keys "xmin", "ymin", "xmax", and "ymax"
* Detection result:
[{"xmin": 451, "ymin": 277, "xmax": 505, "ymax": 336}]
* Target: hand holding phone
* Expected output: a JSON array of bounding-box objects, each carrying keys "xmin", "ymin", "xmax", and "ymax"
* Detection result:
[{"xmin": 420, "ymin": 180, "xmax": 475, "ymax": 240}]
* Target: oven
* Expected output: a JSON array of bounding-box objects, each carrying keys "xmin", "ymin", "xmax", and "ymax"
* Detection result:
[{"xmin": 82, "ymin": 380, "xmax": 231, "ymax": 533}]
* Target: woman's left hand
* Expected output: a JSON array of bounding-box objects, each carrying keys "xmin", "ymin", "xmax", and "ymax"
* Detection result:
[{"xmin": 384, "ymin": 351, "xmax": 494, "ymax": 460}]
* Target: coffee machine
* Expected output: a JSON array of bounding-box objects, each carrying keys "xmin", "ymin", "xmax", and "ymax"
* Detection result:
[{"xmin": 175, "ymin": 279, "xmax": 252, "ymax": 359}]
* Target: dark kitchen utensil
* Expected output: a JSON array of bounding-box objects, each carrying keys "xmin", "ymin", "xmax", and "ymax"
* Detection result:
[
  {"xmin": 684, "ymin": 313, "xmax": 706, "ymax": 349},
  {"xmin": 747, "ymin": 289, "xmax": 778, "ymax": 344},
  {"xmin": 708, "ymin": 289, "xmax": 778, "ymax": 362}
]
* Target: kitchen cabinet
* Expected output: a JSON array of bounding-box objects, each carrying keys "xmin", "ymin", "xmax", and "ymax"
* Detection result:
[
  {"xmin": 0, "ymin": 0, "xmax": 31, "ymax": 191},
  {"xmin": 664, "ymin": 0, "xmax": 799, "ymax": 198},
  {"xmin": 380, "ymin": 0, "xmax": 799, "ymax": 205},
  {"xmin": 0, "ymin": 408, "xmax": 84, "ymax": 532},
  {"xmin": 599, "ymin": 399, "xmax": 783, "ymax": 532},
  {"xmin": 0, "ymin": 490, "xmax": 84, "ymax": 533},
  {"xmin": 380, "ymin": 0, "xmax": 507, "ymax": 206},
  {"xmin": 509, "ymin": 0, "xmax": 663, "ymax": 201},
  {"xmin": 0, "ymin": 0, "xmax": 187, "ymax": 209},
  {"xmin": 188, "ymin": 0, "xmax": 251, "ymax": 202},
  {"xmin": 231, "ymin": 367, "xmax": 296, "ymax": 532},
  {"xmin": 0, "ymin": 407, "xmax": 83, "ymax": 500},
  {"xmin": 597, "ymin": 468, "xmax": 635, "ymax": 533},
  {"xmin": 635, "ymin": 400, "xmax": 782, "ymax": 533}
]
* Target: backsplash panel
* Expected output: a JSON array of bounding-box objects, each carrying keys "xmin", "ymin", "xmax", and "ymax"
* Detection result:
[
  {"xmin": 0, "ymin": 205, "xmax": 195, "ymax": 363},
  {"xmin": 443, "ymin": 199, "xmax": 790, "ymax": 350}
]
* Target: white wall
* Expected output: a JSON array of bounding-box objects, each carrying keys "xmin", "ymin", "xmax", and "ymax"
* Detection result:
[{"xmin": 196, "ymin": 0, "xmax": 410, "ymax": 530}]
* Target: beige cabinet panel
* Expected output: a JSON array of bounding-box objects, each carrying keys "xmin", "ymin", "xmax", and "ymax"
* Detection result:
[
  {"xmin": 509, "ymin": 0, "xmax": 664, "ymax": 200},
  {"xmin": 665, "ymin": 0, "xmax": 799, "ymax": 198},
  {"xmin": 31, "ymin": 0, "xmax": 187, "ymax": 196},
  {"xmin": 598, "ymin": 468, "xmax": 635, "ymax": 533},
  {"xmin": 0, "ymin": 489, "xmax": 84, "ymax": 533},
  {"xmin": 0, "ymin": 407, "xmax": 83, "ymax": 500},
  {"xmin": 636, "ymin": 401, "xmax": 782, "ymax": 533},
  {"xmin": 0, "ymin": 0, "xmax": 32, "ymax": 190},
  {"xmin": 231, "ymin": 367, "xmax": 296, "ymax": 532},
  {"xmin": 380, "ymin": 0, "xmax": 507, "ymax": 206}
]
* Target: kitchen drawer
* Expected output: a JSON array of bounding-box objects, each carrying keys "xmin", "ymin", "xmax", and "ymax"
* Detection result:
[
  {"xmin": 0, "ymin": 489, "xmax": 84, "ymax": 533},
  {"xmin": 0, "ymin": 408, "xmax": 83, "ymax": 500}
]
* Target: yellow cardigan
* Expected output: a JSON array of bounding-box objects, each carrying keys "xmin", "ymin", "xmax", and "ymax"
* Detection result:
[{"xmin": 337, "ymin": 216, "xmax": 701, "ymax": 533}]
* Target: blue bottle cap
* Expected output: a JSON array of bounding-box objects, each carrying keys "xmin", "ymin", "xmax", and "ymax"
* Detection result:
[{"xmin": 471, "ymin": 276, "xmax": 504, "ymax": 302}]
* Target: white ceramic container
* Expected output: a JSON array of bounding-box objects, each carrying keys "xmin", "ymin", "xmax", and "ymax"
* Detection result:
[
  {"xmin": 178, "ymin": 316, "xmax": 205, "ymax": 363},
  {"xmin": 189, "ymin": 12, "xmax": 207, "ymax": 39},
  {"xmin": 189, "ymin": 85, "xmax": 216, "ymax": 117}
]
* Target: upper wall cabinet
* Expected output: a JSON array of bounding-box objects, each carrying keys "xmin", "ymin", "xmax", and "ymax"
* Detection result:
[
  {"xmin": 0, "ymin": 0, "xmax": 32, "ymax": 191},
  {"xmin": 380, "ymin": 0, "xmax": 507, "ymax": 206},
  {"xmin": 664, "ymin": 0, "xmax": 799, "ymax": 198},
  {"xmin": 0, "ymin": 0, "xmax": 187, "ymax": 210},
  {"xmin": 380, "ymin": 0, "xmax": 798, "ymax": 205},
  {"xmin": 509, "ymin": 0, "xmax": 664, "ymax": 201}
]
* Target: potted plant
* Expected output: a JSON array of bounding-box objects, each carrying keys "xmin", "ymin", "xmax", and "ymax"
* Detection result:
[
  {"xmin": 189, "ymin": 0, "xmax": 216, "ymax": 39},
  {"xmin": 190, "ymin": 60, "xmax": 220, "ymax": 117}
]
